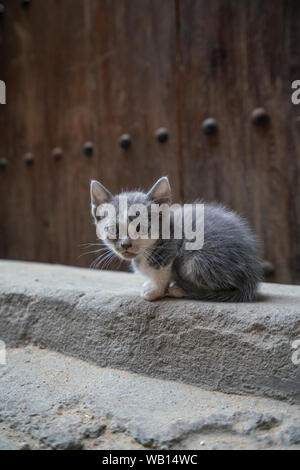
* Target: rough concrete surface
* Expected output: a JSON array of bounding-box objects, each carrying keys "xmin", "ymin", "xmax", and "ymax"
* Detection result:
[
  {"xmin": 0, "ymin": 347, "xmax": 300, "ymax": 450},
  {"xmin": 0, "ymin": 261, "xmax": 300, "ymax": 403}
]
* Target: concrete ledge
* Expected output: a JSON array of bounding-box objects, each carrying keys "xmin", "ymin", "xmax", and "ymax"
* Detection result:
[{"xmin": 0, "ymin": 260, "xmax": 299, "ymax": 403}]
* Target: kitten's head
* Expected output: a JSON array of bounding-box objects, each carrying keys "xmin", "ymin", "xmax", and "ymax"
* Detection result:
[{"xmin": 90, "ymin": 177, "xmax": 171, "ymax": 260}]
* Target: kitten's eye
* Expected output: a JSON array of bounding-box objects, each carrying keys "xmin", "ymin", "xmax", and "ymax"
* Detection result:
[
  {"xmin": 105, "ymin": 224, "xmax": 119, "ymax": 239},
  {"xmin": 96, "ymin": 215, "xmax": 102, "ymax": 222},
  {"xmin": 105, "ymin": 225, "xmax": 116, "ymax": 236}
]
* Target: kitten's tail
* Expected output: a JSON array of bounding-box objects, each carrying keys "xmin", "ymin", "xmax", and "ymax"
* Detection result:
[
  {"xmin": 188, "ymin": 281, "xmax": 258, "ymax": 302},
  {"xmin": 190, "ymin": 290, "xmax": 254, "ymax": 302}
]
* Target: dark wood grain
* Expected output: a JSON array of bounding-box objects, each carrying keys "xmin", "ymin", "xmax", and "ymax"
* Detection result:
[
  {"xmin": 0, "ymin": 0, "xmax": 299, "ymax": 283},
  {"xmin": 177, "ymin": 0, "xmax": 300, "ymax": 284},
  {"xmin": 0, "ymin": 0, "xmax": 180, "ymax": 270}
]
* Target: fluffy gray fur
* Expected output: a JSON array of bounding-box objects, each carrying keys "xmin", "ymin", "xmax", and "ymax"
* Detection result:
[{"xmin": 90, "ymin": 177, "xmax": 262, "ymax": 302}]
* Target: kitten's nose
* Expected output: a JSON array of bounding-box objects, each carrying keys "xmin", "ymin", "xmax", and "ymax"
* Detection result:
[{"xmin": 120, "ymin": 239, "xmax": 132, "ymax": 250}]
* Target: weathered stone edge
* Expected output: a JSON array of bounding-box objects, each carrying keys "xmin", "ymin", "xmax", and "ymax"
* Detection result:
[{"xmin": 0, "ymin": 286, "xmax": 299, "ymax": 404}]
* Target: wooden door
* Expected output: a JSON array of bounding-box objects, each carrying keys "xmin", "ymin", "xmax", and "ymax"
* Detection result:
[
  {"xmin": 177, "ymin": 0, "xmax": 300, "ymax": 284},
  {"xmin": 0, "ymin": 0, "xmax": 180, "ymax": 269},
  {"xmin": 1, "ymin": 0, "xmax": 300, "ymax": 284}
]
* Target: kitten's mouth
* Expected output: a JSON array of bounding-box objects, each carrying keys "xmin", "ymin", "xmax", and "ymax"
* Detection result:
[{"xmin": 120, "ymin": 250, "xmax": 137, "ymax": 259}]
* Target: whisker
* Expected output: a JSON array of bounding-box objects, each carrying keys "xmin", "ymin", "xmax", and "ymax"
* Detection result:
[
  {"xmin": 91, "ymin": 250, "xmax": 117, "ymax": 270},
  {"xmin": 95, "ymin": 251, "xmax": 117, "ymax": 270},
  {"xmin": 78, "ymin": 247, "xmax": 109, "ymax": 259},
  {"xmin": 79, "ymin": 241, "xmax": 106, "ymax": 247},
  {"xmin": 101, "ymin": 254, "xmax": 116, "ymax": 270},
  {"xmin": 90, "ymin": 251, "xmax": 111, "ymax": 269},
  {"xmin": 144, "ymin": 247, "xmax": 166, "ymax": 267}
]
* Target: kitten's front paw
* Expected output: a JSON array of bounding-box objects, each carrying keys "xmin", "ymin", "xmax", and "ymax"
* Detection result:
[
  {"xmin": 168, "ymin": 281, "xmax": 184, "ymax": 298},
  {"xmin": 141, "ymin": 281, "xmax": 164, "ymax": 301}
]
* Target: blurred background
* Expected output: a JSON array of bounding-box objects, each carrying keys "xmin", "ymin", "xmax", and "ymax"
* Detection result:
[{"xmin": 0, "ymin": 0, "xmax": 299, "ymax": 284}]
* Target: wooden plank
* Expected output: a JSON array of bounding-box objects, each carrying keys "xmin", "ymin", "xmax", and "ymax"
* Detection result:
[
  {"xmin": 178, "ymin": 0, "xmax": 300, "ymax": 283},
  {"xmin": 0, "ymin": 0, "xmax": 180, "ymax": 270}
]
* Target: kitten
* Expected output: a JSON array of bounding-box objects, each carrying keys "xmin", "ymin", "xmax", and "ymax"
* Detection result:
[{"xmin": 90, "ymin": 177, "xmax": 262, "ymax": 302}]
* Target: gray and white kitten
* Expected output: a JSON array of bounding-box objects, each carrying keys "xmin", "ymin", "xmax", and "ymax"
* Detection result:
[{"xmin": 90, "ymin": 177, "xmax": 262, "ymax": 302}]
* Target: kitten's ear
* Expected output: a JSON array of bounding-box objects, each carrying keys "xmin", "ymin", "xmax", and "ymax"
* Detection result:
[
  {"xmin": 147, "ymin": 176, "xmax": 171, "ymax": 204},
  {"xmin": 90, "ymin": 180, "xmax": 112, "ymax": 207}
]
